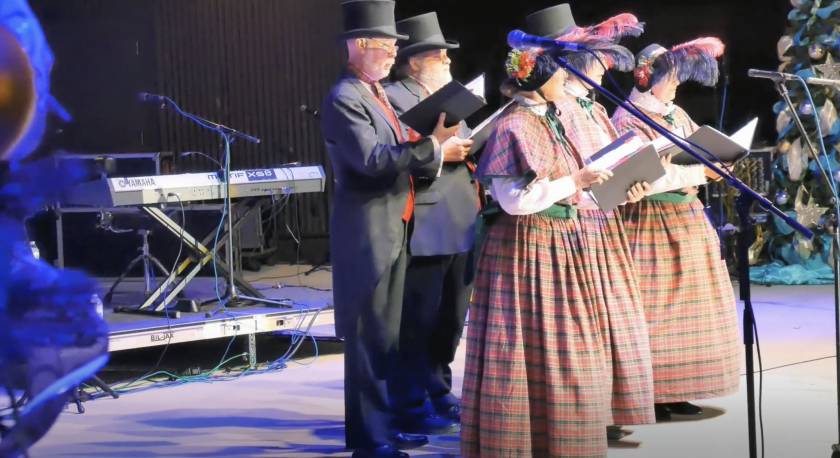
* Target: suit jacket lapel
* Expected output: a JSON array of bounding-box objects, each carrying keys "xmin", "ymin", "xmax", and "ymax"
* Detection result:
[
  {"xmin": 347, "ymin": 78, "xmax": 400, "ymax": 139},
  {"xmin": 401, "ymin": 78, "xmax": 425, "ymax": 103}
]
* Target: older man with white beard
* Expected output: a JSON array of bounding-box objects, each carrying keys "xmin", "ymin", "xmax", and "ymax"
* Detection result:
[
  {"xmin": 384, "ymin": 11, "xmax": 479, "ymax": 431},
  {"xmin": 320, "ymin": 1, "xmax": 472, "ymax": 456}
]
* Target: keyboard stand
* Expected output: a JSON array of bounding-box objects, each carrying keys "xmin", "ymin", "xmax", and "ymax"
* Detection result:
[{"xmin": 113, "ymin": 198, "xmax": 289, "ymax": 317}]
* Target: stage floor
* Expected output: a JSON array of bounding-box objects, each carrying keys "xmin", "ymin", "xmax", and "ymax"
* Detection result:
[
  {"xmin": 101, "ymin": 263, "xmax": 337, "ymax": 352},
  {"xmin": 31, "ymin": 281, "xmax": 839, "ymax": 457}
]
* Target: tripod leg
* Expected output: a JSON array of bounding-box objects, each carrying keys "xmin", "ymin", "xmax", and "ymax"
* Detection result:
[
  {"xmin": 72, "ymin": 388, "xmax": 85, "ymax": 414},
  {"xmin": 88, "ymin": 376, "xmax": 118, "ymax": 399},
  {"xmin": 104, "ymin": 255, "xmax": 145, "ymax": 304},
  {"xmin": 149, "ymin": 256, "xmax": 171, "ymax": 277},
  {"xmin": 143, "ymin": 253, "xmax": 153, "ymax": 295}
]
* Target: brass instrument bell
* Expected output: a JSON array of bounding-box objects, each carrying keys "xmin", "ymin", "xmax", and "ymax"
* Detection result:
[{"xmin": 0, "ymin": 25, "xmax": 35, "ymax": 160}]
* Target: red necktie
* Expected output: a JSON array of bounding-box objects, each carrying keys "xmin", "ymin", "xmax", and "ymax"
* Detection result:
[
  {"xmin": 464, "ymin": 161, "xmax": 483, "ymax": 210},
  {"xmin": 356, "ymin": 73, "xmax": 415, "ymax": 222}
]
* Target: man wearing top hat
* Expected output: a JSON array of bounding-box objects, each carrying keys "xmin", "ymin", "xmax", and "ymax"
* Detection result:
[
  {"xmin": 525, "ymin": 2, "xmax": 577, "ymax": 38},
  {"xmin": 383, "ymin": 11, "xmax": 478, "ymax": 429},
  {"xmin": 320, "ymin": 1, "xmax": 470, "ymax": 457}
]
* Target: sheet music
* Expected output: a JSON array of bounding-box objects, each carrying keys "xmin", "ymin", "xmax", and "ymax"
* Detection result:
[
  {"xmin": 656, "ymin": 117, "xmax": 760, "ymax": 165},
  {"xmin": 469, "ymin": 101, "xmax": 512, "ymax": 140},
  {"xmin": 467, "ymin": 101, "xmax": 513, "ymax": 155},
  {"xmin": 464, "ymin": 74, "xmax": 486, "ymax": 100},
  {"xmin": 587, "ymin": 133, "xmax": 644, "ymax": 171},
  {"xmin": 650, "ymin": 135, "xmax": 674, "ymax": 153},
  {"xmin": 730, "ymin": 117, "xmax": 758, "ymax": 151}
]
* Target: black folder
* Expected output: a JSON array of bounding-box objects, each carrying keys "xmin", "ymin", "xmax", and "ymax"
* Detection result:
[
  {"xmin": 399, "ymin": 80, "xmax": 487, "ymax": 136},
  {"xmin": 658, "ymin": 118, "xmax": 758, "ymax": 165},
  {"xmin": 588, "ymin": 144, "xmax": 666, "ymax": 212}
]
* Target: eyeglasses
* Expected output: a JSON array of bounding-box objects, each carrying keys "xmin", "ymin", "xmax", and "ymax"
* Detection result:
[{"xmin": 364, "ymin": 38, "xmax": 399, "ymax": 55}]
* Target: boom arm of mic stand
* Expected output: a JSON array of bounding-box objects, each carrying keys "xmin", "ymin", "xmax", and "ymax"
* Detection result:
[
  {"xmin": 160, "ymin": 97, "xmax": 261, "ymax": 144},
  {"xmin": 553, "ymin": 55, "xmax": 813, "ymax": 240},
  {"xmin": 201, "ymin": 119, "xmax": 260, "ymax": 144},
  {"xmin": 776, "ymin": 80, "xmax": 838, "ymax": 200}
]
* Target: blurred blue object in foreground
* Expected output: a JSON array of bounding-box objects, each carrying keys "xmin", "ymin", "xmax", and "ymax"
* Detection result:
[{"xmin": 0, "ymin": 2, "xmax": 108, "ymax": 456}]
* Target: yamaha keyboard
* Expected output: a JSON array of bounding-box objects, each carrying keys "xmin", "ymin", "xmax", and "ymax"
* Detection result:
[
  {"xmin": 59, "ymin": 164, "xmax": 325, "ymax": 318},
  {"xmin": 63, "ymin": 165, "xmax": 326, "ymax": 207}
]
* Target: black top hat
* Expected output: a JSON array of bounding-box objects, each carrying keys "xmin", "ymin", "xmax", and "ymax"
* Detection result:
[
  {"xmin": 395, "ymin": 12, "xmax": 459, "ymax": 60},
  {"xmin": 339, "ymin": 0, "xmax": 408, "ymax": 40},
  {"xmin": 525, "ymin": 4, "xmax": 577, "ymax": 38}
]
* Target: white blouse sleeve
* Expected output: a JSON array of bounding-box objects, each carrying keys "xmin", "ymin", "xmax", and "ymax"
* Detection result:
[
  {"xmin": 490, "ymin": 176, "xmax": 577, "ymax": 215},
  {"xmin": 648, "ymin": 163, "xmax": 708, "ymax": 194}
]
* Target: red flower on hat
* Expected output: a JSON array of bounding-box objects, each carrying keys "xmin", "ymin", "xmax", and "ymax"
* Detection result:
[
  {"xmin": 634, "ymin": 64, "xmax": 653, "ymax": 88},
  {"xmin": 506, "ymin": 49, "xmax": 540, "ymax": 81}
]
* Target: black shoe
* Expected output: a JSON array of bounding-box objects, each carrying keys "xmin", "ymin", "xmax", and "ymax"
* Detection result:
[
  {"xmin": 606, "ymin": 425, "xmax": 633, "ymax": 441},
  {"xmin": 390, "ymin": 432, "xmax": 428, "ymax": 450},
  {"xmin": 395, "ymin": 413, "xmax": 459, "ymax": 435},
  {"xmin": 665, "ymin": 401, "xmax": 703, "ymax": 416},
  {"xmin": 438, "ymin": 404, "xmax": 461, "ymax": 422},
  {"xmin": 352, "ymin": 444, "xmax": 409, "ymax": 458},
  {"xmin": 654, "ymin": 403, "xmax": 672, "ymax": 422},
  {"xmin": 432, "ymin": 394, "xmax": 461, "ymax": 422}
]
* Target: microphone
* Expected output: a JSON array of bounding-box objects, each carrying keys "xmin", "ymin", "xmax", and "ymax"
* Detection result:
[
  {"xmin": 300, "ymin": 104, "xmax": 320, "ymax": 119},
  {"xmin": 506, "ymin": 30, "xmax": 586, "ymax": 52},
  {"xmin": 806, "ymin": 76, "xmax": 840, "ymax": 88},
  {"xmin": 138, "ymin": 91, "xmax": 167, "ymax": 103},
  {"xmin": 747, "ymin": 69, "xmax": 798, "ymax": 82}
]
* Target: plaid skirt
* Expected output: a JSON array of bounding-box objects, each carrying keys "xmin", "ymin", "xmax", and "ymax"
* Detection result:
[
  {"xmin": 622, "ymin": 198, "xmax": 741, "ymax": 402},
  {"xmin": 578, "ymin": 209, "xmax": 656, "ymax": 426},
  {"xmin": 461, "ymin": 212, "xmax": 610, "ymax": 458}
]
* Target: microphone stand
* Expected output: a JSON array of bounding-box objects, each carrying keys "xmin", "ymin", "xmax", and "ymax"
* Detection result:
[
  {"xmin": 714, "ymin": 63, "xmax": 731, "ymax": 262},
  {"xmin": 157, "ymin": 97, "xmax": 292, "ymax": 315},
  {"xmin": 551, "ymin": 55, "xmax": 813, "ymax": 458},
  {"xmin": 772, "ymin": 80, "xmax": 840, "ymax": 458},
  {"xmin": 299, "ymin": 104, "xmax": 329, "ymax": 276},
  {"xmin": 157, "ymin": 96, "xmax": 261, "ymax": 144}
]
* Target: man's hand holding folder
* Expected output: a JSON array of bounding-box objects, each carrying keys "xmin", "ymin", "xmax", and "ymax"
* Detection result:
[{"xmin": 429, "ymin": 112, "xmax": 473, "ymax": 163}]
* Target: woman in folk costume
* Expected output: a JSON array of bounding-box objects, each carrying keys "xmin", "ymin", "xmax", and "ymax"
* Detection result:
[
  {"xmin": 543, "ymin": 10, "xmax": 658, "ymax": 430},
  {"xmin": 461, "ymin": 48, "xmax": 617, "ymax": 458},
  {"xmin": 611, "ymin": 38, "xmax": 741, "ymax": 421}
]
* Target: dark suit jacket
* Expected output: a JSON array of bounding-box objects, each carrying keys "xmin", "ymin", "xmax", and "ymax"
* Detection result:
[
  {"xmin": 320, "ymin": 73, "xmax": 441, "ymax": 338},
  {"xmin": 384, "ymin": 78, "xmax": 480, "ymax": 257}
]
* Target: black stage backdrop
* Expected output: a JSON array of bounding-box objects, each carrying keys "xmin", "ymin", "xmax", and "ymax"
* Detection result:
[{"xmin": 30, "ymin": 0, "xmax": 789, "ymax": 266}]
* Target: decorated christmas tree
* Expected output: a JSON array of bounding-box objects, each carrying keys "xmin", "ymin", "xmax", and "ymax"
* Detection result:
[{"xmin": 751, "ymin": 0, "xmax": 840, "ymax": 284}]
